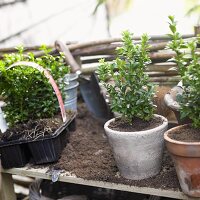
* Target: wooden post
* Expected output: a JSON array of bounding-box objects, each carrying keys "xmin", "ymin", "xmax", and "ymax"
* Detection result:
[
  {"xmin": 0, "ymin": 172, "xmax": 16, "ymax": 200},
  {"xmin": 74, "ymin": 56, "xmax": 82, "ymax": 69},
  {"xmin": 194, "ymin": 25, "xmax": 200, "ymax": 36}
]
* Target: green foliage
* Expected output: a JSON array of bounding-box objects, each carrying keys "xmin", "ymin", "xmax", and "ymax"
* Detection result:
[
  {"xmin": 166, "ymin": 16, "xmax": 188, "ymax": 77},
  {"xmin": 181, "ymin": 60, "xmax": 200, "ymax": 128},
  {"xmin": 167, "ymin": 15, "xmax": 200, "ymax": 128},
  {"xmin": 0, "ymin": 45, "xmax": 69, "ymax": 126},
  {"xmin": 98, "ymin": 31, "xmax": 155, "ymax": 123}
]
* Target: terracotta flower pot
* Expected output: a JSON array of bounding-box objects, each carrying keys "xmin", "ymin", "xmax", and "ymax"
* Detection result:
[
  {"xmin": 104, "ymin": 115, "xmax": 168, "ymax": 180},
  {"xmin": 164, "ymin": 124, "xmax": 200, "ymax": 197}
]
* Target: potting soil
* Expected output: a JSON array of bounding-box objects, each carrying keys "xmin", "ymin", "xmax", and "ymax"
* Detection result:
[
  {"xmin": 168, "ymin": 125, "xmax": 200, "ymax": 142},
  {"xmin": 54, "ymin": 103, "xmax": 180, "ymax": 191},
  {"xmin": 108, "ymin": 116, "xmax": 163, "ymax": 132},
  {"xmin": 0, "ymin": 118, "xmax": 63, "ymax": 141}
]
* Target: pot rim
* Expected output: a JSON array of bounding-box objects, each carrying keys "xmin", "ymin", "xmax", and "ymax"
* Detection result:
[
  {"xmin": 104, "ymin": 114, "xmax": 168, "ymax": 135},
  {"xmin": 64, "ymin": 82, "xmax": 79, "ymax": 90},
  {"xmin": 64, "ymin": 73, "xmax": 79, "ymax": 81},
  {"xmin": 164, "ymin": 124, "xmax": 200, "ymax": 145}
]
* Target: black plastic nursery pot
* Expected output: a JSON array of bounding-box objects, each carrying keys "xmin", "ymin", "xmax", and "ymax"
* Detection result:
[
  {"xmin": 28, "ymin": 120, "xmax": 70, "ymax": 165},
  {"xmin": 0, "ymin": 143, "xmax": 31, "ymax": 169},
  {"xmin": 0, "ymin": 116, "xmax": 76, "ymax": 169}
]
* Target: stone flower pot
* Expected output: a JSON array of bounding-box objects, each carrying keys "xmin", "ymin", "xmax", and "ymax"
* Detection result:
[
  {"xmin": 164, "ymin": 82, "xmax": 191, "ymax": 124},
  {"xmin": 164, "ymin": 124, "xmax": 200, "ymax": 197},
  {"xmin": 104, "ymin": 115, "xmax": 168, "ymax": 180}
]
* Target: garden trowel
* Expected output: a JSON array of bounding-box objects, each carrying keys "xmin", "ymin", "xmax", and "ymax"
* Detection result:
[{"xmin": 55, "ymin": 40, "xmax": 113, "ymax": 123}]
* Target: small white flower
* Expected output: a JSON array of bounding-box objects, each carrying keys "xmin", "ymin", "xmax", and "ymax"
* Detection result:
[
  {"xmin": 142, "ymin": 86, "xmax": 148, "ymax": 91},
  {"xmin": 114, "ymin": 72, "xmax": 119, "ymax": 76}
]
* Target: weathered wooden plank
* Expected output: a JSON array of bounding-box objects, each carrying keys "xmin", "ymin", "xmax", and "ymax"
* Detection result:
[
  {"xmin": 81, "ymin": 62, "xmax": 177, "ymax": 74},
  {"xmin": 1, "ymin": 166, "xmax": 198, "ymax": 200}
]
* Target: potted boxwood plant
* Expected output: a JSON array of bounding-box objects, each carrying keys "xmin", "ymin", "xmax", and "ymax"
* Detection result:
[
  {"xmin": 164, "ymin": 16, "xmax": 200, "ymax": 197},
  {"xmin": 97, "ymin": 31, "xmax": 168, "ymax": 180},
  {"xmin": 0, "ymin": 45, "xmax": 75, "ymax": 168},
  {"xmin": 164, "ymin": 16, "xmax": 193, "ymax": 124}
]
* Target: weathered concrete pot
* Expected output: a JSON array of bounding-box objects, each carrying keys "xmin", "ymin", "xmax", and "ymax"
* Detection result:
[
  {"xmin": 104, "ymin": 115, "xmax": 168, "ymax": 180},
  {"xmin": 164, "ymin": 124, "xmax": 200, "ymax": 197}
]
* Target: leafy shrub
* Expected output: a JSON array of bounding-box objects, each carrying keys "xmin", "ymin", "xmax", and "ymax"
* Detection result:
[
  {"xmin": 167, "ymin": 16, "xmax": 200, "ymax": 128},
  {"xmin": 0, "ymin": 45, "xmax": 69, "ymax": 126},
  {"xmin": 97, "ymin": 31, "xmax": 155, "ymax": 123}
]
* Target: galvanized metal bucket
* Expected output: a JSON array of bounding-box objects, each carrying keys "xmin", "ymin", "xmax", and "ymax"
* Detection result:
[{"xmin": 63, "ymin": 73, "xmax": 79, "ymax": 111}]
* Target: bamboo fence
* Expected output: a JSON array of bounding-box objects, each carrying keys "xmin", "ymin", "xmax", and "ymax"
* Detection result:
[{"xmin": 0, "ymin": 32, "xmax": 199, "ymax": 87}]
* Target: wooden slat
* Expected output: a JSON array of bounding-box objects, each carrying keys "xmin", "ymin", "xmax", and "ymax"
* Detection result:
[{"xmin": 0, "ymin": 166, "xmax": 197, "ymax": 200}]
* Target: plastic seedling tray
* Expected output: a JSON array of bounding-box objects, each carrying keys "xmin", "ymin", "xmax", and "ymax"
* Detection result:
[
  {"xmin": 0, "ymin": 143, "xmax": 31, "ymax": 169},
  {"xmin": 0, "ymin": 114, "xmax": 76, "ymax": 169}
]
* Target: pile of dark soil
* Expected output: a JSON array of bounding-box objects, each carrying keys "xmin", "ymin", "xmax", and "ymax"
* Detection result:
[{"xmin": 54, "ymin": 103, "xmax": 180, "ymax": 191}]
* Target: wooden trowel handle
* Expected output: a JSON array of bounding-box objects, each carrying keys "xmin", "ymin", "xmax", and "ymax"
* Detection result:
[{"xmin": 55, "ymin": 40, "xmax": 81, "ymax": 74}]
